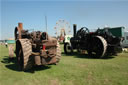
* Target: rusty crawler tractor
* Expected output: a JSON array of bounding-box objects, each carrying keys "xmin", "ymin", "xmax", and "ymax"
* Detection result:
[
  {"xmin": 14, "ymin": 23, "xmax": 61, "ymax": 71},
  {"xmin": 64, "ymin": 24, "xmax": 122, "ymax": 58}
]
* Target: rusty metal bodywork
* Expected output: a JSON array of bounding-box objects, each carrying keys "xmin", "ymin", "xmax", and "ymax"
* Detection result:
[{"xmin": 15, "ymin": 23, "xmax": 61, "ymax": 71}]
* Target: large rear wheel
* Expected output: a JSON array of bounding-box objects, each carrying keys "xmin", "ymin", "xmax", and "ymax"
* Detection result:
[
  {"xmin": 16, "ymin": 39, "xmax": 33, "ymax": 71},
  {"xmin": 87, "ymin": 36, "xmax": 107, "ymax": 58}
]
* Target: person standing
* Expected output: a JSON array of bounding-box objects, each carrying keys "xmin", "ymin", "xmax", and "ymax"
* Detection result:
[{"xmin": 5, "ymin": 42, "xmax": 8, "ymax": 48}]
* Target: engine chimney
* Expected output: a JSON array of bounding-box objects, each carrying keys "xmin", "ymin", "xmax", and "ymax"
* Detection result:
[
  {"xmin": 73, "ymin": 24, "xmax": 77, "ymax": 37},
  {"xmin": 18, "ymin": 23, "xmax": 23, "ymax": 30}
]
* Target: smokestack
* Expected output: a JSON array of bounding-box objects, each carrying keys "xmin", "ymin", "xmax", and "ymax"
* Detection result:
[
  {"xmin": 73, "ymin": 24, "xmax": 77, "ymax": 37},
  {"xmin": 18, "ymin": 23, "xmax": 23, "ymax": 30}
]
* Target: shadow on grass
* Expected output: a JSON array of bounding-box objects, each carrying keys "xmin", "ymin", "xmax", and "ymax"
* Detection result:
[
  {"xmin": 1, "ymin": 56, "xmax": 16, "ymax": 64},
  {"xmin": 61, "ymin": 52, "xmax": 115, "ymax": 59},
  {"xmin": 5, "ymin": 64, "xmax": 51, "ymax": 73},
  {"xmin": 25, "ymin": 65, "xmax": 51, "ymax": 73},
  {"xmin": 1, "ymin": 56, "xmax": 51, "ymax": 73}
]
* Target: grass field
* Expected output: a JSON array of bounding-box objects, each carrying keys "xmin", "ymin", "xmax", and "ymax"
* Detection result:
[{"xmin": 0, "ymin": 44, "xmax": 128, "ymax": 85}]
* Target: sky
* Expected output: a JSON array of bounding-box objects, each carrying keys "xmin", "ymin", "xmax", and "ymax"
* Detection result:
[{"xmin": 1, "ymin": 0, "xmax": 128, "ymax": 40}]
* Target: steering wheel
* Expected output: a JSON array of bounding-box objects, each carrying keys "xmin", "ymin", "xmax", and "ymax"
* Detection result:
[
  {"xmin": 76, "ymin": 27, "xmax": 90, "ymax": 39},
  {"xmin": 81, "ymin": 27, "xmax": 90, "ymax": 34}
]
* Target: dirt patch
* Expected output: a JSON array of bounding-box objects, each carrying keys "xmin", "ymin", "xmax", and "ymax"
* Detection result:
[
  {"xmin": 79, "ymin": 64, "xmax": 88, "ymax": 68},
  {"xmin": 87, "ymin": 72, "xmax": 94, "ymax": 81},
  {"xmin": 103, "ymin": 78, "xmax": 111, "ymax": 85},
  {"xmin": 50, "ymin": 79, "xmax": 60, "ymax": 85}
]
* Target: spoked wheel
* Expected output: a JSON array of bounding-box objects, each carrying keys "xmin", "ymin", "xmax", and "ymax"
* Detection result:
[
  {"xmin": 16, "ymin": 39, "xmax": 33, "ymax": 71},
  {"xmin": 64, "ymin": 43, "xmax": 73, "ymax": 54},
  {"xmin": 87, "ymin": 36, "xmax": 107, "ymax": 58}
]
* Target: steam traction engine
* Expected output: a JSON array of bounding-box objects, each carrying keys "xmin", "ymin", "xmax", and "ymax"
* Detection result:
[
  {"xmin": 64, "ymin": 24, "xmax": 122, "ymax": 58},
  {"xmin": 15, "ymin": 23, "xmax": 61, "ymax": 71}
]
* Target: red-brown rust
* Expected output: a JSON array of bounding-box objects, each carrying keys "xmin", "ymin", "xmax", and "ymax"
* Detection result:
[
  {"xmin": 15, "ymin": 23, "xmax": 61, "ymax": 71},
  {"xmin": 18, "ymin": 23, "xmax": 23, "ymax": 31}
]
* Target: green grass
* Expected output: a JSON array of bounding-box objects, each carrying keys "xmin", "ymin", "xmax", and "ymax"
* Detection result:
[{"xmin": 0, "ymin": 44, "xmax": 128, "ymax": 85}]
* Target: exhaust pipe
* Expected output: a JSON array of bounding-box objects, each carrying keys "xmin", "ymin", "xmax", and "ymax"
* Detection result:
[
  {"xmin": 73, "ymin": 24, "xmax": 77, "ymax": 37},
  {"xmin": 18, "ymin": 23, "xmax": 23, "ymax": 30}
]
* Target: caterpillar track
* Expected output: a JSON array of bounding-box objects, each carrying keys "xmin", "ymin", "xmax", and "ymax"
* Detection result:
[
  {"xmin": 56, "ymin": 41, "xmax": 61, "ymax": 64},
  {"xmin": 16, "ymin": 39, "xmax": 33, "ymax": 71}
]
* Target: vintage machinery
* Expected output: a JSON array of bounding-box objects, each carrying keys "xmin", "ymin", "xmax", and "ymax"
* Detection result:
[
  {"xmin": 64, "ymin": 24, "xmax": 122, "ymax": 58},
  {"xmin": 14, "ymin": 23, "xmax": 61, "ymax": 71}
]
